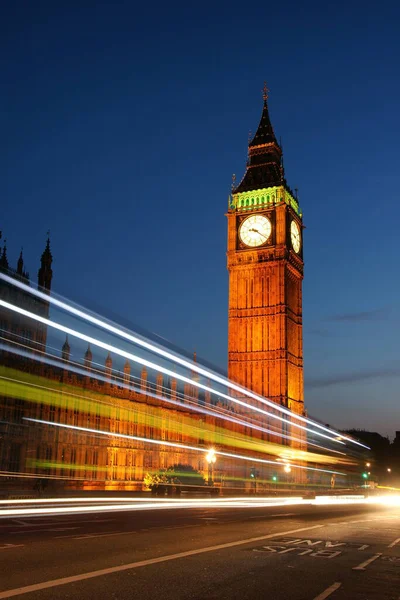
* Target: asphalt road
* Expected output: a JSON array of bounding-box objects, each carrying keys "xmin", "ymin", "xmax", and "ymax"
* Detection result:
[{"xmin": 0, "ymin": 500, "xmax": 399, "ymax": 599}]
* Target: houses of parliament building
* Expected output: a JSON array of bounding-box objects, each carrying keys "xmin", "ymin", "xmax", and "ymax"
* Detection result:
[{"xmin": 0, "ymin": 91, "xmax": 308, "ymax": 492}]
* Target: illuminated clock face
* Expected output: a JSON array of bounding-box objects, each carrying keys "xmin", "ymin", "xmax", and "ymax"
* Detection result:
[
  {"xmin": 290, "ymin": 220, "xmax": 301, "ymax": 253},
  {"xmin": 239, "ymin": 215, "xmax": 272, "ymax": 247}
]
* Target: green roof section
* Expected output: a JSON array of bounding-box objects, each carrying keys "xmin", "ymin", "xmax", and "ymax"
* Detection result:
[{"xmin": 229, "ymin": 185, "xmax": 302, "ymax": 217}]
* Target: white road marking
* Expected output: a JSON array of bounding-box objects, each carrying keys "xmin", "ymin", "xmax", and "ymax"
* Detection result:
[
  {"xmin": 2, "ymin": 518, "xmax": 114, "ymax": 528},
  {"xmin": 353, "ymin": 553, "xmax": 382, "ymax": 571},
  {"xmin": 0, "ymin": 523, "xmax": 324, "ymax": 599},
  {"xmin": 313, "ymin": 582, "xmax": 342, "ymax": 600},
  {"xmin": 347, "ymin": 519, "xmax": 373, "ymax": 524},
  {"xmin": 388, "ymin": 537, "xmax": 400, "ymax": 548},
  {"xmin": 11, "ymin": 527, "xmax": 79, "ymax": 534},
  {"xmin": 249, "ymin": 513, "xmax": 296, "ymax": 519},
  {"xmin": 54, "ymin": 523, "xmax": 200, "ymax": 539},
  {"xmin": 357, "ymin": 545, "xmax": 369, "ymax": 551},
  {"xmin": 0, "ymin": 544, "xmax": 24, "ymax": 550}
]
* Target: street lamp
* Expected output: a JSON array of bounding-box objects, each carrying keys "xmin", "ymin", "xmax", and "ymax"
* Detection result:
[
  {"xmin": 387, "ymin": 468, "xmax": 392, "ymax": 473},
  {"xmin": 366, "ymin": 462, "xmax": 371, "ymax": 468},
  {"xmin": 283, "ymin": 464, "xmax": 291, "ymax": 474},
  {"xmin": 206, "ymin": 449, "xmax": 216, "ymax": 485}
]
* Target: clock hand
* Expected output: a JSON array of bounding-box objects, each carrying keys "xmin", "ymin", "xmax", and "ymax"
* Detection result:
[{"xmin": 250, "ymin": 228, "xmax": 268, "ymax": 239}]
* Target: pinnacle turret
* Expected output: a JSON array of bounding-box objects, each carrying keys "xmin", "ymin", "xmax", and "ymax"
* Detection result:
[
  {"xmin": 234, "ymin": 85, "xmax": 285, "ymax": 194},
  {"xmin": 38, "ymin": 235, "xmax": 53, "ymax": 292},
  {"xmin": 17, "ymin": 250, "xmax": 24, "ymax": 275},
  {"xmin": 84, "ymin": 344, "xmax": 93, "ymax": 369},
  {"xmin": 62, "ymin": 335, "xmax": 71, "ymax": 362},
  {"xmin": 0, "ymin": 241, "xmax": 8, "ymax": 272}
]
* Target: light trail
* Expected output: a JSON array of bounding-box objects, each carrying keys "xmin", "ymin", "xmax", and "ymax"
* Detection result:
[
  {"xmin": 0, "ymin": 298, "xmax": 351, "ymax": 446},
  {"xmin": 0, "ymin": 343, "xmax": 348, "ymax": 457},
  {"xmin": 0, "ymin": 496, "xmax": 303, "ymax": 505},
  {"xmin": 23, "ymin": 417, "xmax": 346, "ymax": 476},
  {"xmin": 0, "ymin": 273, "xmax": 369, "ymax": 449},
  {"xmin": 2, "ymin": 373, "xmax": 348, "ymax": 468},
  {"xmin": 0, "ymin": 495, "xmax": 398, "ymax": 519}
]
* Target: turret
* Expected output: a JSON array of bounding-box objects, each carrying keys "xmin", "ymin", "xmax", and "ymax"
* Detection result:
[
  {"xmin": 156, "ymin": 373, "xmax": 163, "ymax": 396},
  {"xmin": 17, "ymin": 250, "xmax": 24, "ymax": 275},
  {"xmin": 105, "ymin": 352, "xmax": 112, "ymax": 380},
  {"xmin": 123, "ymin": 359, "xmax": 131, "ymax": 386},
  {"xmin": 233, "ymin": 83, "xmax": 286, "ymax": 194},
  {"xmin": 0, "ymin": 240, "xmax": 9, "ymax": 272},
  {"xmin": 84, "ymin": 344, "xmax": 92, "ymax": 370},
  {"xmin": 61, "ymin": 335, "xmax": 70, "ymax": 362},
  {"xmin": 38, "ymin": 236, "xmax": 53, "ymax": 293},
  {"xmin": 140, "ymin": 367, "xmax": 148, "ymax": 393}
]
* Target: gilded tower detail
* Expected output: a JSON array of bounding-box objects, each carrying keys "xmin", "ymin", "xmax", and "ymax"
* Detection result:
[{"xmin": 227, "ymin": 87, "xmax": 304, "ymax": 417}]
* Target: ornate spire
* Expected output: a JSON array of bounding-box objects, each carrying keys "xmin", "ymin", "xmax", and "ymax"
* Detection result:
[
  {"xmin": 38, "ymin": 234, "xmax": 53, "ymax": 292},
  {"xmin": 17, "ymin": 249, "xmax": 24, "ymax": 275},
  {"xmin": 62, "ymin": 335, "xmax": 70, "ymax": 362},
  {"xmin": 234, "ymin": 85, "xmax": 285, "ymax": 194},
  {"xmin": 105, "ymin": 352, "xmax": 112, "ymax": 381},
  {"xmin": 0, "ymin": 239, "xmax": 8, "ymax": 271},
  {"xmin": 248, "ymin": 82, "xmax": 279, "ymax": 148},
  {"xmin": 123, "ymin": 359, "xmax": 131, "ymax": 385},
  {"xmin": 262, "ymin": 81, "xmax": 269, "ymax": 103},
  {"xmin": 84, "ymin": 344, "xmax": 92, "ymax": 369}
]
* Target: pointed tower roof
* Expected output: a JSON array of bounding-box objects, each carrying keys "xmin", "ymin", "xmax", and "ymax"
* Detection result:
[
  {"xmin": 105, "ymin": 352, "xmax": 112, "ymax": 368},
  {"xmin": 17, "ymin": 249, "xmax": 24, "ymax": 275},
  {"xmin": 62, "ymin": 335, "xmax": 70, "ymax": 353},
  {"xmin": 249, "ymin": 83, "xmax": 279, "ymax": 147},
  {"xmin": 234, "ymin": 84, "xmax": 285, "ymax": 194},
  {"xmin": 38, "ymin": 234, "xmax": 53, "ymax": 292},
  {"xmin": 84, "ymin": 344, "xmax": 92, "ymax": 361},
  {"xmin": 0, "ymin": 240, "xmax": 8, "ymax": 271},
  {"xmin": 40, "ymin": 236, "xmax": 52, "ymax": 266}
]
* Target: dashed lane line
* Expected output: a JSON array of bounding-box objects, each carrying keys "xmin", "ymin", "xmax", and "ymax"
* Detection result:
[
  {"xmin": 11, "ymin": 527, "xmax": 79, "ymax": 534},
  {"xmin": 0, "ymin": 523, "xmax": 324, "ymax": 599},
  {"xmin": 352, "ymin": 553, "xmax": 382, "ymax": 571},
  {"xmin": 248, "ymin": 513, "xmax": 296, "ymax": 519},
  {"xmin": 388, "ymin": 537, "xmax": 400, "ymax": 548},
  {"xmin": 312, "ymin": 582, "xmax": 342, "ymax": 600}
]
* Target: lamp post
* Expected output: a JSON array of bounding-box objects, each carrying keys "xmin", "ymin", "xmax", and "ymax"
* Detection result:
[{"xmin": 206, "ymin": 449, "xmax": 216, "ymax": 485}]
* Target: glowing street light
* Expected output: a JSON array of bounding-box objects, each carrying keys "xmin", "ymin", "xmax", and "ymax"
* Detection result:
[
  {"xmin": 206, "ymin": 449, "xmax": 217, "ymax": 484},
  {"xmin": 284, "ymin": 464, "xmax": 291, "ymax": 474},
  {"xmin": 387, "ymin": 468, "xmax": 392, "ymax": 473},
  {"xmin": 366, "ymin": 462, "xmax": 371, "ymax": 468}
]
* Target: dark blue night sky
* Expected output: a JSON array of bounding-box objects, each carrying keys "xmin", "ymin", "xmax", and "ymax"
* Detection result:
[{"xmin": 2, "ymin": 1, "xmax": 400, "ymax": 437}]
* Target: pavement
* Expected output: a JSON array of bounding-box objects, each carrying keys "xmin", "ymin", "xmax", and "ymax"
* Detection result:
[{"xmin": 0, "ymin": 498, "xmax": 399, "ymax": 599}]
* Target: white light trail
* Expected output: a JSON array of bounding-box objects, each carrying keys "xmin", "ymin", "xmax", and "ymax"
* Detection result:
[
  {"xmin": 1, "ymin": 494, "xmax": 398, "ymax": 519},
  {"xmin": 0, "ymin": 273, "xmax": 369, "ymax": 449},
  {"xmin": 1, "ymin": 342, "xmax": 347, "ymax": 457},
  {"xmin": 1, "ymin": 298, "xmax": 350, "ymax": 446},
  {"xmin": 23, "ymin": 417, "xmax": 345, "ymax": 476}
]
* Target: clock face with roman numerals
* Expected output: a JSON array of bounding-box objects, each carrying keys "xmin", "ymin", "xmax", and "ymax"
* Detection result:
[
  {"xmin": 239, "ymin": 215, "xmax": 272, "ymax": 247},
  {"xmin": 290, "ymin": 220, "xmax": 301, "ymax": 253}
]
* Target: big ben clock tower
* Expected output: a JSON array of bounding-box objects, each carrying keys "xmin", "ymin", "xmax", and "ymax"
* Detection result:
[{"xmin": 227, "ymin": 86, "xmax": 304, "ymax": 418}]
